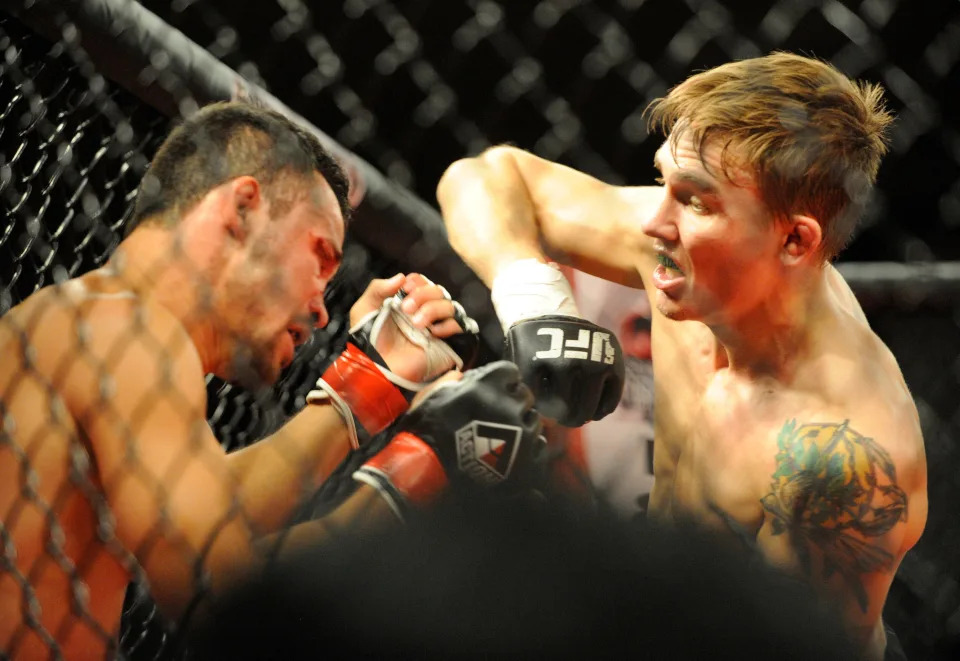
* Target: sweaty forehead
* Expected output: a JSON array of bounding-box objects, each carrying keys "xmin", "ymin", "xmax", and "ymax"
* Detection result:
[{"xmin": 657, "ymin": 133, "xmax": 756, "ymax": 190}]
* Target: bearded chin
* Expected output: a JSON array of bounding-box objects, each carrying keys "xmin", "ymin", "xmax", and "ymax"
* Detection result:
[{"xmin": 228, "ymin": 341, "xmax": 278, "ymax": 394}]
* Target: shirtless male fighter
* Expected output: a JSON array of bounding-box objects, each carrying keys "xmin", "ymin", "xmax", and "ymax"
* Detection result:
[
  {"xmin": 437, "ymin": 52, "xmax": 927, "ymax": 660},
  {"xmin": 0, "ymin": 102, "xmax": 541, "ymax": 659}
]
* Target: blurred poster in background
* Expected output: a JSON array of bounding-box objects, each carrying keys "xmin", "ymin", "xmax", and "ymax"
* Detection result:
[{"xmin": 555, "ymin": 268, "xmax": 656, "ymax": 517}]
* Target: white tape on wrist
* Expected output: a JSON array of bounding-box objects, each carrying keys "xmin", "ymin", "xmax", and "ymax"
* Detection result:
[
  {"xmin": 490, "ymin": 259, "xmax": 581, "ymax": 332},
  {"xmin": 306, "ymin": 378, "xmax": 362, "ymax": 450},
  {"xmin": 350, "ymin": 296, "xmax": 462, "ymax": 382}
]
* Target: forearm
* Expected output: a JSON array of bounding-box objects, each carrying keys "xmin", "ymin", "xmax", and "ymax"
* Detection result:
[
  {"xmin": 438, "ymin": 148, "xmax": 545, "ymax": 286},
  {"xmin": 438, "ymin": 146, "xmax": 651, "ymax": 287},
  {"xmin": 253, "ymin": 484, "xmax": 397, "ymax": 560},
  {"xmin": 227, "ymin": 402, "xmax": 353, "ymax": 534}
]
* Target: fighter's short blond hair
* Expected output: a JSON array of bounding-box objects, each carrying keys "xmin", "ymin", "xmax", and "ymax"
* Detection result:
[{"xmin": 645, "ymin": 52, "xmax": 893, "ymax": 260}]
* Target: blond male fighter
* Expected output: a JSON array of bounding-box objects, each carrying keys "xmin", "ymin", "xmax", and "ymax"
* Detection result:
[{"xmin": 437, "ymin": 52, "xmax": 926, "ymax": 661}]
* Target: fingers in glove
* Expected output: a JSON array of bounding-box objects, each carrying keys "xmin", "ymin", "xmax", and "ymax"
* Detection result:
[
  {"xmin": 399, "ymin": 283, "xmax": 449, "ymax": 318},
  {"xmin": 427, "ymin": 317, "xmax": 464, "ymax": 338},
  {"xmin": 408, "ymin": 298, "xmax": 458, "ymax": 331},
  {"xmin": 399, "ymin": 273, "xmax": 435, "ymax": 299},
  {"xmin": 506, "ymin": 370, "xmax": 536, "ymax": 409}
]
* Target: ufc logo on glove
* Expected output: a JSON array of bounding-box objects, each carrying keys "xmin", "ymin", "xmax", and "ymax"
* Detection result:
[
  {"xmin": 492, "ymin": 261, "xmax": 626, "ymax": 426},
  {"xmin": 533, "ymin": 327, "xmax": 618, "ymax": 364},
  {"xmin": 502, "ymin": 314, "xmax": 626, "ymax": 426}
]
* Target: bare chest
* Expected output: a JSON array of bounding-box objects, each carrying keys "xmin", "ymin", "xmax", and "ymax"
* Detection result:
[
  {"xmin": 650, "ymin": 329, "xmax": 807, "ymax": 537},
  {"xmin": 671, "ymin": 382, "xmax": 790, "ymax": 533}
]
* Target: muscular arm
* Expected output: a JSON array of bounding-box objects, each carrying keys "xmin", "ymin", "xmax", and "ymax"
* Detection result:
[
  {"xmin": 756, "ymin": 417, "xmax": 926, "ymax": 653},
  {"xmin": 226, "ymin": 270, "xmax": 463, "ymax": 535},
  {"xmin": 225, "ymin": 403, "xmax": 354, "ymax": 534},
  {"xmin": 437, "ymin": 145, "xmax": 660, "ymax": 288},
  {"xmin": 64, "ymin": 299, "xmax": 387, "ymax": 620}
]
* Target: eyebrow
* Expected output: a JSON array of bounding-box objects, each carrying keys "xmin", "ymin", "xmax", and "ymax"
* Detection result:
[
  {"xmin": 323, "ymin": 239, "xmax": 343, "ymax": 264},
  {"xmin": 653, "ymin": 151, "xmax": 719, "ymax": 196},
  {"xmin": 316, "ymin": 237, "xmax": 343, "ymax": 276}
]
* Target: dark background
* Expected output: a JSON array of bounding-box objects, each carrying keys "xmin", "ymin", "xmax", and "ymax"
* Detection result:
[
  {"xmin": 140, "ymin": 0, "xmax": 960, "ymax": 263},
  {"xmin": 1, "ymin": 0, "xmax": 958, "ymax": 659}
]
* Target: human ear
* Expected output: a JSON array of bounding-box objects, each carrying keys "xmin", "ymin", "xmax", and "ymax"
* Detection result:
[
  {"xmin": 226, "ymin": 176, "xmax": 262, "ymax": 242},
  {"xmin": 233, "ymin": 176, "xmax": 261, "ymax": 216},
  {"xmin": 782, "ymin": 214, "xmax": 822, "ymax": 265}
]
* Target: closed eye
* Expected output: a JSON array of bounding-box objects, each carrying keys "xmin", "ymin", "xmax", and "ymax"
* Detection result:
[{"xmin": 316, "ymin": 238, "xmax": 343, "ymax": 280}]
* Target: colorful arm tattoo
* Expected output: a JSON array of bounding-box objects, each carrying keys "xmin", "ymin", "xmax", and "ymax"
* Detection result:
[{"xmin": 760, "ymin": 419, "xmax": 907, "ymax": 613}]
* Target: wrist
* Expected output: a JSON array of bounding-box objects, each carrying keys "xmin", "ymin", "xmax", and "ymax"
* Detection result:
[
  {"xmin": 353, "ymin": 432, "xmax": 449, "ymax": 522},
  {"xmin": 306, "ymin": 343, "xmax": 409, "ymax": 449},
  {"xmin": 490, "ymin": 259, "xmax": 582, "ymax": 332}
]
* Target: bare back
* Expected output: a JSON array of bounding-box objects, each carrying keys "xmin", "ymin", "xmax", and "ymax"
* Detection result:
[{"xmin": 1, "ymin": 278, "xmax": 134, "ymax": 658}]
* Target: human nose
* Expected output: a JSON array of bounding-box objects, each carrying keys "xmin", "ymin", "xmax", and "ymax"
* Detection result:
[
  {"xmin": 641, "ymin": 194, "xmax": 679, "ymax": 243},
  {"xmin": 309, "ymin": 293, "xmax": 330, "ymax": 329}
]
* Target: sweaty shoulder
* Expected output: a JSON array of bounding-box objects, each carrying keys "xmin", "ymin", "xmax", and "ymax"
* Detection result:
[
  {"xmin": 801, "ymin": 274, "xmax": 927, "ymax": 540},
  {"xmin": 826, "ymin": 264, "xmax": 869, "ymax": 324},
  {"xmin": 2, "ymin": 273, "xmax": 207, "ymax": 425}
]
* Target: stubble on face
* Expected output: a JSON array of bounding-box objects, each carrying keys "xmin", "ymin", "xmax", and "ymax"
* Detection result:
[
  {"xmin": 212, "ymin": 175, "xmax": 345, "ymax": 389},
  {"xmin": 654, "ymin": 134, "xmax": 779, "ymax": 325}
]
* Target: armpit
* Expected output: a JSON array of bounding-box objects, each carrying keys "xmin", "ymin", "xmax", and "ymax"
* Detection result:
[{"xmin": 760, "ymin": 419, "xmax": 908, "ymax": 613}]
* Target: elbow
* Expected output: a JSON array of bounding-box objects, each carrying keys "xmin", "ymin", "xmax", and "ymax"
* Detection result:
[
  {"xmin": 436, "ymin": 157, "xmax": 477, "ymax": 207},
  {"xmin": 436, "ymin": 146, "xmax": 522, "ymax": 206}
]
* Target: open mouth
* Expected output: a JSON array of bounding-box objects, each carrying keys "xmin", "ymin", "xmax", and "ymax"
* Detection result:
[
  {"xmin": 287, "ymin": 324, "xmax": 310, "ymax": 347},
  {"xmin": 657, "ymin": 253, "xmax": 683, "ymax": 274}
]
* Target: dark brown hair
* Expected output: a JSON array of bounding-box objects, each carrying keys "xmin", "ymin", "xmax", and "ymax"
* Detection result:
[{"xmin": 129, "ymin": 102, "xmax": 351, "ymax": 232}]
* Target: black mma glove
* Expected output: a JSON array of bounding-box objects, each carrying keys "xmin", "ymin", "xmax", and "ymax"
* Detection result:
[
  {"xmin": 490, "ymin": 259, "xmax": 626, "ymax": 428},
  {"xmin": 503, "ymin": 314, "xmax": 625, "ymax": 427},
  {"xmin": 353, "ymin": 361, "xmax": 545, "ymax": 521}
]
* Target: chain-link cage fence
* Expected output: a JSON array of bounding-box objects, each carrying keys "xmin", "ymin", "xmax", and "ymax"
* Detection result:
[{"xmin": 1, "ymin": 0, "xmax": 959, "ymax": 659}]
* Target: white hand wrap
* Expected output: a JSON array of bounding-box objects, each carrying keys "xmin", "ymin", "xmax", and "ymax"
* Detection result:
[
  {"xmin": 490, "ymin": 259, "xmax": 581, "ymax": 333},
  {"xmin": 350, "ymin": 295, "xmax": 463, "ymax": 391}
]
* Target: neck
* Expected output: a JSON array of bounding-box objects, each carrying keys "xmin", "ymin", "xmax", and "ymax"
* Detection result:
[
  {"xmin": 707, "ymin": 266, "xmax": 830, "ymax": 379},
  {"xmin": 105, "ymin": 226, "xmax": 224, "ymax": 375}
]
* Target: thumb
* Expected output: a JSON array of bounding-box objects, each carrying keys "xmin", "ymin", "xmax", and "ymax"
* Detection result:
[
  {"xmin": 365, "ymin": 273, "xmax": 406, "ymax": 302},
  {"xmin": 350, "ymin": 273, "xmax": 406, "ymax": 326},
  {"xmin": 360, "ymin": 272, "xmax": 406, "ymax": 307}
]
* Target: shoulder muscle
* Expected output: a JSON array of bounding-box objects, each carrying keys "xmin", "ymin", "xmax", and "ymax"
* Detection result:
[{"xmin": 759, "ymin": 417, "xmax": 917, "ymax": 616}]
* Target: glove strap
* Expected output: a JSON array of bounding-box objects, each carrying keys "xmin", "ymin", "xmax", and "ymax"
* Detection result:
[
  {"xmin": 351, "ymin": 296, "xmax": 465, "ymax": 387},
  {"xmin": 352, "ymin": 432, "xmax": 449, "ymax": 523},
  {"xmin": 306, "ymin": 343, "xmax": 409, "ymax": 449}
]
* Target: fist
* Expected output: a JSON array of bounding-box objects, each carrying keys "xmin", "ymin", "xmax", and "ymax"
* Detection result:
[{"xmin": 349, "ymin": 273, "xmax": 476, "ymax": 383}]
